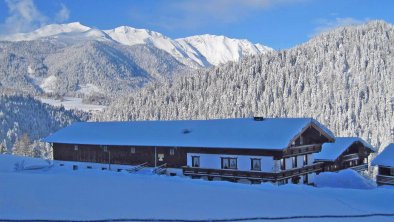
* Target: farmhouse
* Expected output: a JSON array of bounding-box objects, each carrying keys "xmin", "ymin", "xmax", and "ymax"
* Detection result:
[
  {"xmin": 44, "ymin": 117, "xmax": 337, "ymax": 185},
  {"xmin": 372, "ymin": 143, "xmax": 394, "ymax": 186},
  {"xmin": 315, "ymin": 137, "xmax": 375, "ymax": 172}
]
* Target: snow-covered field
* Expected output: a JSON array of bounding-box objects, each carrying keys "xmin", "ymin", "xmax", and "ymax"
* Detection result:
[
  {"xmin": 1, "ymin": 154, "xmax": 394, "ymax": 221},
  {"xmin": 39, "ymin": 96, "xmax": 106, "ymax": 113}
]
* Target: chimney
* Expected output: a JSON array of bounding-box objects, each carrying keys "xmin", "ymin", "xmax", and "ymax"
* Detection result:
[{"xmin": 253, "ymin": 117, "xmax": 264, "ymax": 121}]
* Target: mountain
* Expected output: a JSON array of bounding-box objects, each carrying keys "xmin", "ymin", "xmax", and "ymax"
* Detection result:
[
  {"xmin": 98, "ymin": 20, "xmax": 394, "ymax": 150},
  {"xmin": 0, "ymin": 39, "xmax": 188, "ymax": 97},
  {"xmin": 0, "ymin": 22, "xmax": 272, "ymax": 68},
  {"xmin": 0, "ymin": 22, "xmax": 271, "ymax": 97},
  {"xmin": 176, "ymin": 34, "xmax": 272, "ymax": 66}
]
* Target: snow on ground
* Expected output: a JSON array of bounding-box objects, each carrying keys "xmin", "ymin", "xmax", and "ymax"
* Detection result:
[
  {"xmin": 1, "ymin": 154, "xmax": 394, "ymax": 221},
  {"xmin": 315, "ymin": 169, "xmax": 377, "ymax": 189},
  {"xmin": 39, "ymin": 96, "xmax": 106, "ymax": 113}
]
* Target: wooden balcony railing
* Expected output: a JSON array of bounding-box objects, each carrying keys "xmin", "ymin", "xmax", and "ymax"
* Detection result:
[
  {"xmin": 349, "ymin": 163, "xmax": 368, "ymax": 172},
  {"xmin": 182, "ymin": 163, "xmax": 323, "ymax": 182},
  {"xmin": 342, "ymin": 153, "xmax": 360, "ymax": 161},
  {"xmin": 376, "ymin": 175, "xmax": 394, "ymax": 185},
  {"xmin": 283, "ymin": 144, "xmax": 321, "ymax": 157}
]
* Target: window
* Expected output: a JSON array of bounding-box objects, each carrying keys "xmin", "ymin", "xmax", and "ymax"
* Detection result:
[
  {"xmin": 130, "ymin": 147, "xmax": 136, "ymax": 154},
  {"xmin": 170, "ymin": 148, "xmax": 175, "ymax": 156},
  {"xmin": 103, "ymin": 146, "xmax": 108, "ymax": 152},
  {"xmin": 292, "ymin": 156, "xmax": 297, "ymax": 168},
  {"xmin": 192, "ymin": 156, "xmax": 200, "ymax": 167},
  {"xmin": 300, "ymin": 136, "xmax": 304, "ymax": 145},
  {"xmin": 303, "ymin": 155, "xmax": 308, "ymax": 166},
  {"xmin": 281, "ymin": 158, "xmax": 286, "ymax": 170},
  {"xmin": 251, "ymin": 158, "xmax": 261, "ymax": 171},
  {"xmin": 74, "ymin": 145, "xmax": 78, "ymax": 151},
  {"xmin": 221, "ymin": 157, "xmax": 237, "ymax": 169}
]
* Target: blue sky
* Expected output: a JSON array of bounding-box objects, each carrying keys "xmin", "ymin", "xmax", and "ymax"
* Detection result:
[{"xmin": 0, "ymin": 0, "xmax": 393, "ymax": 49}]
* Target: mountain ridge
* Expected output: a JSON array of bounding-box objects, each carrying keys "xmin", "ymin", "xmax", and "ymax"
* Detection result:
[{"xmin": 0, "ymin": 22, "xmax": 273, "ymax": 68}]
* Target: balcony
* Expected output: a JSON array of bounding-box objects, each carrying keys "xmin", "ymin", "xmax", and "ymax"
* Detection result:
[
  {"xmin": 376, "ymin": 175, "xmax": 394, "ymax": 186},
  {"xmin": 182, "ymin": 163, "xmax": 323, "ymax": 182},
  {"xmin": 349, "ymin": 163, "xmax": 368, "ymax": 172},
  {"xmin": 283, "ymin": 144, "xmax": 321, "ymax": 157},
  {"xmin": 342, "ymin": 153, "xmax": 360, "ymax": 161}
]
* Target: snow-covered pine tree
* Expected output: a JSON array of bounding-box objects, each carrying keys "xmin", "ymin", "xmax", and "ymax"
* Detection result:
[
  {"xmin": 12, "ymin": 133, "xmax": 32, "ymax": 157},
  {"xmin": 97, "ymin": 20, "xmax": 394, "ymax": 151}
]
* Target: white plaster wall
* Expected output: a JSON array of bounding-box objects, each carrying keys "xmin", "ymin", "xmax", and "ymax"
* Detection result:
[
  {"xmin": 285, "ymin": 158, "xmax": 292, "ymax": 170},
  {"xmin": 307, "ymin": 154, "xmax": 314, "ymax": 165},
  {"xmin": 186, "ymin": 153, "xmax": 275, "ymax": 172},
  {"xmin": 297, "ymin": 155, "xmax": 304, "ymax": 168}
]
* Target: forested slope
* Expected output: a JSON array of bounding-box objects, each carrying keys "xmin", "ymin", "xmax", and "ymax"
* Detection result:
[{"xmin": 99, "ymin": 21, "xmax": 394, "ymax": 150}]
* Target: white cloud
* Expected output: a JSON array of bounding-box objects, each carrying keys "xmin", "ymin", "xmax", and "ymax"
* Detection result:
[
  {"xmin": 55, "ymin": 3, "xmax": 70, "ymax": 22},
  {"xmin": 312, "ymin": 17, "xmax": 368, "ymax": 36},
  {"xmin": 0, "ymin": 0, "xmax": 70, "ymax": 34}
]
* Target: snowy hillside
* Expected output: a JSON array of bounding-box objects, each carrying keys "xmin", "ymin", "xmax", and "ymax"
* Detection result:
[
  {"xmin": 1, "ymin": 154, "xmax": 394, "ymax": 221},
  {"xmin": 98, "ymin": 20, "xmax": 394, "ymax": 151},
  {"xmin": 0, "ymin": 37, "xmax": 189, "ymax": 97},
  {"xmin": 0, "ymin": 93, "xmax": 83, "ymax": 153},
  {"xmin": 0, "ymin": 22, "xmax": 272, "ymax": 68}
]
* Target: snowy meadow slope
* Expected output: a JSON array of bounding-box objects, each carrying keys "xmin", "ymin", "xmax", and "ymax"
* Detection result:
[
  {"xmin": 99, "ymin": 20, "xmax": 394, "ymax": 151},
  {"xmin": 1, "ymin": 154, "xmax": 394, "ymax": 221}
]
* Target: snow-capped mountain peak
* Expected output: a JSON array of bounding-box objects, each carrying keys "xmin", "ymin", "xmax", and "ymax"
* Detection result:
[
  {"xmin": 104, "ymin": 26, "xmax": 171, "ymax": 46},
  {"xmin": 0, "ymin": 22, "xmax": 91, "ymax": 41},
  {"xmin": 176, "ymin": 34, "xmax": 273, "ymax": 66},
  {"xmin": 0, "ymin": 22, "xmax": 273, "ymax": 68}
]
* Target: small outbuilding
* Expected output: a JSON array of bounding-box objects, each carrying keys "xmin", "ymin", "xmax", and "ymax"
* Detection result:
[
  {"xmin": 315, "ymin": 137, "xmax": 375, "ymax": 172},
  {"xmin": 372, "ymin": 143, "xmax": 394, "ymax": 186}
]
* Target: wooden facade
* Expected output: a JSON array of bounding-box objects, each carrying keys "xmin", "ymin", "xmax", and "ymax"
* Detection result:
[{"xmin": 53, "ymin": 143, "xmax": 287, "ymax": 168}]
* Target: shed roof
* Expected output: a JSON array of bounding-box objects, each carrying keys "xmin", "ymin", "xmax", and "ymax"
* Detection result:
[
  {"xmin": 43, "ymin": 117, "xmax": 334, "ymax": 150},
  {"xmin": 372, "ymin": 143, "xmax": 394, "ymax": 167},
  {"xmin": 315, "ymin": 137, "xmax": 375, "ymax": 161}
]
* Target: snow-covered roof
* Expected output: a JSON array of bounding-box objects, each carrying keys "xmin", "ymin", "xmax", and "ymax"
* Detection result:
[
  {"xmin": 372, "ymin": 143, "xmax": 394, "ymax": 167},
  {"xmin": 315, "ymin": 137, "xmax": 375, "ymax": 161},
  {"xmin": 43, "ymin": 118, "xmax": 334, "ymax": 150}
]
